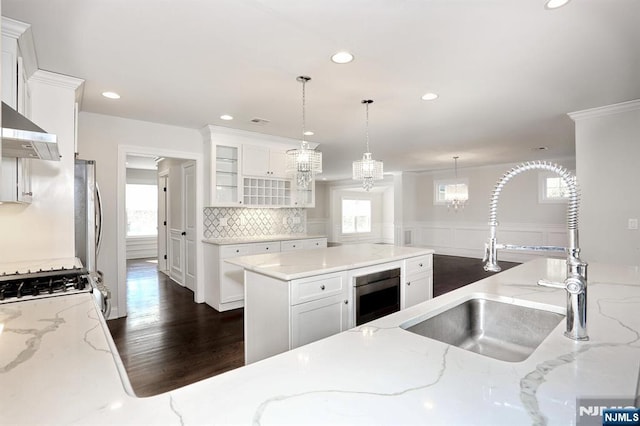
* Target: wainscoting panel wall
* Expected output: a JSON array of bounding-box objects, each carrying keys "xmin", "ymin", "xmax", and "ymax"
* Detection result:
[
  {"xmin": 405, "ymin": 221, "xmax": 568, "ymax": 262},
  {"xmin": 203, "ymin": 207, "xmax": 306, "ymax": 239},
  {"xmin": 126, "ymin": 237, "xmax": 158, "ymax": 260}
]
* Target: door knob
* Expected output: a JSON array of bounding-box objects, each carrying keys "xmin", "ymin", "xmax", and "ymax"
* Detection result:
[{"xmin": 181, "ymin": 231, "xmax": 186, "ymax": 236}]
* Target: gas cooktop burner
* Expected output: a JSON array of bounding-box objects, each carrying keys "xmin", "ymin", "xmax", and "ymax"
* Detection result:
[{"xmin": 0, "ymin": 267, "xmax": 93, "ymax": 304}]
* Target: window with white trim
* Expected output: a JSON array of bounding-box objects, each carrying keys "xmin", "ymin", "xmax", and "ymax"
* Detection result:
[
  {"xmin": 341, "ymin": 199, "xmax": 371, "ymax": 234},
  {"xmin": 126, "ymin": 184, "xmax": 158, "ymax": 236},
  {"xmin": 538, "ymin": 172, "xmax": 570, "ymax": 203},
  {"xmin": 433, "ymin": 179, "xmax": 469, "ymax": 205}
]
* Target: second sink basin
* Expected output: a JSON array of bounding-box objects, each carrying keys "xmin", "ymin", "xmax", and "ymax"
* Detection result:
[{"xmin": 401, "ymin": 296, "xmax": 565, "ymax": 362}]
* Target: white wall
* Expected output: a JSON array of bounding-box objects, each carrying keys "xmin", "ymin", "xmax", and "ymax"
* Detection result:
[
  {"xmin": 306, "ymin": 181, "xmax": 330, "ymax": 236},
  {"xmin": 0, "ymin": 71, "xmax": 82, "ymax": 262},
  {"xmin": 571, "ymin": 100, "xmax": 640, "ymax": 267},
  {"xmin": 77, "ymin": 112, "xmax": 202, "ymax": 318},
  {"xmin": 402, "ymin": 159, "xmax": 574, "ymax": 261}
]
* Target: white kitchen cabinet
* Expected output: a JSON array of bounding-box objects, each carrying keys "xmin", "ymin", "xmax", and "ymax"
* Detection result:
[
  {"xmin": 402, "ymin": 254, "xmax": 433, "ymax": 309},
  {"xmin": 205, "ymin": 241, "xmax": 281, "ymax": 311},
  {"xmin": 291, "ymin": 292, "xmax": 350, "ymax": 348},
  {"xmin": 242, "ymin": 144, "xmax": 288, "ymax": 178},
  {"xmin": 281, "ymin": 237, "xmax": 327, "ymax": 252},
  {"xmin": 0, "ymin": 157, "xmax": 32, "ymax": 203},
  {"xmin": 242, "ymin": 177, "xmax": 291, "ymax": 206},
  {"xmin": 291, "ymin": 179, "xmax": 315, "ymax": 208},
  {"xmin": 244, "ymin": 269, "xmax": 350, "ymax": 363},
  {"xmin": 210, "ymin": 143, "xmax": 243, "ymax": 206}
]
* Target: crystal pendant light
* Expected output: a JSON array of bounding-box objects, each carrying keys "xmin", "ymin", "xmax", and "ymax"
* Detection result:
[
  {"xmin": 286, "ymin": 76, "xmax": 322, "ymax": 189},
  {"xmin": 352, "ymin": 100, "xmax": 383, "ymax": 191},
  {"xmin": 446, "ymin": 156, "xmax": 467, "ymax": 212}
]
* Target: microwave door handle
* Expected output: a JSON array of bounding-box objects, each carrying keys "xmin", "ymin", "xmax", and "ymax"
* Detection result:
[{"xmin": 95, "ymin": 182, "xmax": 103, "ymax": 255}]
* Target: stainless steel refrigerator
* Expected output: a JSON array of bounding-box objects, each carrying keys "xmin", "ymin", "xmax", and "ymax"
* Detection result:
[
  {"xmin": 74, "ymin": 158, "xmax": 110, "ymax": 317},
  {"xmin": 74, "ymin": 158, "xmax": 102, "ymax": 273}
]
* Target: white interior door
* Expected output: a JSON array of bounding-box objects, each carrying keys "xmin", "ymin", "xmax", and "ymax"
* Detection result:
[
  {"xmin": 168, "ymin": 169, "xmax": 185, "ymax": 286},
  {"xmin": 183, "ymin": 161, "xmax": 197, "ymax": 292}
]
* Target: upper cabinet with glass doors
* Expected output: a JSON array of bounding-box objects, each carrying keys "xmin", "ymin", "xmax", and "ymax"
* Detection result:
[{"xmin": 203, "ymin": 125, "xmax": 317, "ymax": 208}]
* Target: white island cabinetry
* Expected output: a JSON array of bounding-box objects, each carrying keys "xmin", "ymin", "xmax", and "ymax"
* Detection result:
[
  {"xmin": 402, "ymin": 254, "xmax": 433, "ymax": 309},
  {"xmin": 232, "ymin": 244, "xmax": 435, "ymax": 363},
  {"xmin": 245, "ymin": 270, "xmax": 350, "ymax": 364}
]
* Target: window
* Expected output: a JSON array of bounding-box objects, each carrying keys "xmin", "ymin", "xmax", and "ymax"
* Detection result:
[
  {"xmin": 434, "ymin": 179, "xmax": 469, "ymax": 205},
  {"xmin": 539, "ymin": 172, "xmax": 570, "ymax": 203},
  {"xmin": 342, "ymin": 199, "xmax": 371, "ymax": 234},
  {"xmin": 126, "ymin": 184, "xmax": 158, "ymax": 236}
]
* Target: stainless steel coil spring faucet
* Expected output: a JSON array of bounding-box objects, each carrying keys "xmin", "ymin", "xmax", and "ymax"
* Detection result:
[{"xmin": 483, "ymin": 161, "xmax": 588, "ymax": 341}]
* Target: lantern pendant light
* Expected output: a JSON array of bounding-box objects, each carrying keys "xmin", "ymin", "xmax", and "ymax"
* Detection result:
[
  {"xmin": 286, "ymin": 76, "xmax": 322, "ymax": 189},
  {"xmin": 352, "ymin": 99, "xmax": 383, "ymax": 191}
]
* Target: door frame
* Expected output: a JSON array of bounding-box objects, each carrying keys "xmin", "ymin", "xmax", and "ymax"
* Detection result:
[
  {"xmin": 117, "ymin": 145, "xmax": 204, "ymax": 318},
  {"xmin": 158, "ymin": 171, "xmax": 169, "ymax": 274}
]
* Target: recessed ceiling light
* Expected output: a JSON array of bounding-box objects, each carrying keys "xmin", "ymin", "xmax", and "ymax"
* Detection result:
[
  {"xmin": 102, "ymin": 91, "xmax": 120, "ymax": 99},
  {"xmin": 421, "ymin": 92, "xmax": 439, "ymax": 101},
  {"xmin": 331, "ymin": 51, "xmax": 354, "ymax": 64},
  {"xmin": 220, "ymin": 114, "xmax": 234, "ymax": 121},
  {"xmin": 545, "ymin": 0, "xmax": 570, "ymax": 9},
  {"xmin": 303, "ymin": 131, "xmax": 314, "ymax": 136}
]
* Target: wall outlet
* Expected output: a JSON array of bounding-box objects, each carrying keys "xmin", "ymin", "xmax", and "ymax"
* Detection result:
[
  {"xmin": 219, "ymin": 217, "xmax": 228, "ymax": 227},
  {"xmin": 628, "ymin": 218, "xmax": 638, "ymax": 230}
]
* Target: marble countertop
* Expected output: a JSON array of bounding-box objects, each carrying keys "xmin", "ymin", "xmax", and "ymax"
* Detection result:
[
  {"xmin": 203, "ymin": 234, "xmax": 327, "ymax": 245},
  {"xmin": 1, "ymin": 258, "xmax": 639, "ymax": 425},
  {"xmin": 226, "ymin": 243, "xmax": 435, "ymax": 281}
]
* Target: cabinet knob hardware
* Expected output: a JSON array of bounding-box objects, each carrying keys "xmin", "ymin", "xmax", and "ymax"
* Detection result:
[
  {"xmin": 320, "ymin": 285, "xmax": 325, "ymax": 290},
  {"xmin": 293, "ymin": 245, "xmax": 296, "ymax": 248},
  {"xmin": 344, "ymin": 300, "xmax": 348, "ymax": 304},
  {"xmin": 419, "ymin": 263, "xmax": 423, "ymax": 267},
  {"xmin": 181, "ymin": 231, "xmax": 187, "ymax": 236},
  {"xmin": 236, "ymin": 249, "xmax": 240, "ymax": 253},
  {"xmin": 266, "ymin": 247, "xmax": 269, "ymax": 250},
  {"xmin": 407, "ymin": 282, "xmax": 411, "ymax": 286}
]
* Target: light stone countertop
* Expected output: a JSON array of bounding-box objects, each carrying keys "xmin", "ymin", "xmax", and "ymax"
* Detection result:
[
  {"xmin": 202, "ymin": 234, "xmax": 327, "ymax": 245},
  {"xmin": 226, "ymin": 243, "xmax": 435, "ymax": 281},
  {"xmin": 1, "ymin": 257, "xmax": 639, "ymax": 425}
]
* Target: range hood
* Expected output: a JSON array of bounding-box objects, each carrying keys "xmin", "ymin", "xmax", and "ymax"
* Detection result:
[{"xmin": 1, "ymin": 102, "xmax": 60, "ymax": 161}]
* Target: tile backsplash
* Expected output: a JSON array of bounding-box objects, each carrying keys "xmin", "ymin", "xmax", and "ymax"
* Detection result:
[{"xmin": 204, "ymin": 207, "xmax": 306, "ymax": 239}]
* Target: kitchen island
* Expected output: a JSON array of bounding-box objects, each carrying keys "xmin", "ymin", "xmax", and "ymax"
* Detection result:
[
  {"xmin": 1, "ymin": 257, "xmax": 639, "ymax": 425},
  {"xmin": 227, "ymin": 243, "xmax": 435, "ymax": 363}
]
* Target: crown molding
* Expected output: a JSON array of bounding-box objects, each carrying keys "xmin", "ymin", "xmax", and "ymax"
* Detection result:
[
  {"xmin": 2, "ymin": 17, "xmax": 39, "ymax": 77},
  {"xmin": 1, "ymin": 16, "xmax": 30, "ymax": 39},
  {"xmin": 568, "ymin": 99, "xmax": 640, "ymax": 121},
  {"xmin": 30, "ymin": 69, "xmax": 85, "ymax": 92}
]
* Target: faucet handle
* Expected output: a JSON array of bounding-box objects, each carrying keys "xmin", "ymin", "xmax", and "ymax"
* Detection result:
[{"xmin": 537, "ymin": 279, "xmax": 565, "ymax": 289}]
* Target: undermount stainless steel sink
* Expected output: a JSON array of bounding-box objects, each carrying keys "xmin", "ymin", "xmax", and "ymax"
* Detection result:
[{"xmin": 401, "ymin": 297, "xmax": 565, "ymax": 362}]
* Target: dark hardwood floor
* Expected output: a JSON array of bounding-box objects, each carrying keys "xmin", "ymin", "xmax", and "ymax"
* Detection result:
[
  {"xmin": 107, "ymin": 259, "xmax": 244, "ymax": 397},
  {"xmin": 108, "ymin": 254, "xmax": 520, "ymax": 397}
]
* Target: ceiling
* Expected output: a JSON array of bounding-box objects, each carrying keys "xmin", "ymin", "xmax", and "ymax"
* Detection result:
[{"xmin": 4, "ymin": 0, "xmax": 640, "ymax": 180}]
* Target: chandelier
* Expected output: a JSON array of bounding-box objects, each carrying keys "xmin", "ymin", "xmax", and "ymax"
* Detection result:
[
  {"xmin": 352, "ymin": 99, "xmax": 383, "ymax": 191},
  {"xmin": 446, "ymin": 156, "xmax": 467, "ymax": 212},
  {"xmin": 286, "ymin": 76, "xmax": 322, "ymax": 189}
]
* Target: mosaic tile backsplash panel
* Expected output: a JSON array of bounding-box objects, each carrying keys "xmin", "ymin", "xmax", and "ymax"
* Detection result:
[{"xmin": 204, "ymin": 207, "xmax": 307, "ymax": 239}]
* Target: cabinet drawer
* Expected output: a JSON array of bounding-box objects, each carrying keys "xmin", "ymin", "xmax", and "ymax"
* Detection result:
[
  {"xmin": 220, "ymin": 244, "xmax": 253, "ymax": 259},
  {"xmin": 303, "ymin": 238, "xmax": 327, "ymax": 250},
  {"xmin": 252, "ymin": 242, "xmax": 281, "ymax": 254},
  {"xmin": 405, "ymin": 255, "xmax": 432, "ymax": 274},
  {"xmin": 281, "ymin": 240, "xmax": 305, "ymax": 252},
  {"xmin": 291, "ymin": 273, "xmax": 345, "ymax": 305}
]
